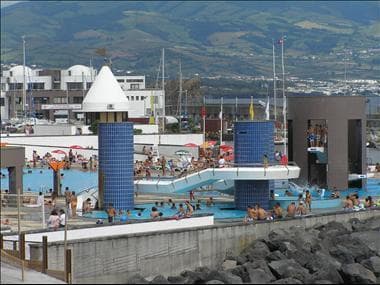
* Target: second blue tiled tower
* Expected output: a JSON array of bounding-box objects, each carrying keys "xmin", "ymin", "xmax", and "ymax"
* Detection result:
[
  {"xmin": 234, "ymin": 121, "xmax": 275, "ymax": 210},
  {"xmin": 99, "ymin": 122, "xmax": 134, "ymax": 210}
]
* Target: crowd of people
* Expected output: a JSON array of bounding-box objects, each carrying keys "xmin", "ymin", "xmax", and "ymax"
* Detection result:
[
  {"xmin": 307, "ymin": 124, "xmax": 328, "ymax": 148},
  {"xmin": 343, "ymin": 193, "xmax": 376, "ymax": 210}
]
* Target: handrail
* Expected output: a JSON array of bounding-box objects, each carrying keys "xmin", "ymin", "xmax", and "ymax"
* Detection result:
[{"xmin": 133, "ymin": 161, "xmax": 298, "ymax": 182}]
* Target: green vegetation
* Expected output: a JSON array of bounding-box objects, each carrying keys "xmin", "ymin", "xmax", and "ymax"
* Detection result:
[{"xmin": 1, "ymin": 1, "xmax": 379, "ymax": 79}]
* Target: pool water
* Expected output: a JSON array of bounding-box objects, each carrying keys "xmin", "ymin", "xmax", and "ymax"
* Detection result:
[
  {"xmin": 84, "ymin": 202, "xmax": 247, "ymax": 221},
  {"xmin": 0, "ymin": 168, "xmax": 97, "ymax": 193}
]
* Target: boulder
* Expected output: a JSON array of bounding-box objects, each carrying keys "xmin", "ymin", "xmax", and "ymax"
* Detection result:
[
  {"xmin": 284, "ymin": 248, "xmax": 310, "ymax": 267},
  {"xmin": 268, "ymin": 229, "xmax": 291, "ymax": 241},
  {"xmin": 305, "ymin": 251, "xmax": 342, "ymax": 273},
  {"xmin": 340, "ymin": 263, "xmax": 377, "ymax": 284},
  {"xmin": 235, "ymin": 255, "xmax": 248, "ymax": 265},
  {"xmin": 126, "ymin": 274, "xmax": 149, "ymax": 284},
  {"xmin": 222, "ymin": 260, "xmax": 238, "ymax": 271},
  {"xmin": 334, "ymin": 235, "xmax": 376, "ymax": 263},
  {"xmin": 180, "ymin": 269, "xmax": 208, "ymax": 284},
  {"xmin": 350, "ymin": 217, "xmax": 380, "ymax": 232},
  {"xmin": 206, "ymin": 270, "xmax": 243, "ymax": 284},
  {"xmin": 167, "ymin": 276, "xmax": 186, "ymax": 284},
  {"xmin": 206, "ymin": 281, "xmax": 225, "ymax": 284},
  {"xmin": 245, "ymin": 241, "xmax": 271, "ymax": 261},
  {"xmin": 270, "ymin": 277, "xmax": 303, "ymax": 284},
  {"xmin": 361, "ymin": 256, "xmax": 380, "ymax": 277},
  {"xmin": 151, "ymin": 275, "xmax": 169, "ymax": 284},
  {"xmin": 313, "ymin": 280, "xmax": 334, "ymax": 284},
  {"xmin": 266, "ymin": 250, "xmax": 287, "ymax": 262},
  {"xmin": 246, "ymin": 268, "xmax": 275, "ymax": 284},
  {"xmin": 351, "ymin": 231, "xmax": 380, "ymax": 256},
  {"xmin": 268, "ymin": 259, "xmax": 312, "ymax": 283},
  {"xmin": 311, "ymin": 265, "xmax": 344, "ymax": 284},
  {"xmin": 329, "ymin": 245, "xmax": 355, "ymax": 264},
  {"xmin": 226, "ymin": 265, "xmax": 250, "ymax": 283},
  {"xmin": 317, "ymin": 221, "xmax": 350, "ymax": 240}
]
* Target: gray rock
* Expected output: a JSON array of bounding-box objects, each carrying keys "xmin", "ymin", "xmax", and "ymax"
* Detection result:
[
  {"xmin": 180, "ymin": 270, "xmax": 207, "ymax": 283},
  {"xmin": 126, "ymin": 274, "xmax": 149, "ymax": 284},
  {"xmin": 340, "ymin": 263, "xmax": 377, "ymax": 284},
  {"xmin": 305, "ymin": 251, "xmax": 342, "ymax": 273},
  {"xmin": 206, "ymin": 270, "xmax": 243, "ymax": 284},
  {"xmin": 268, "ymin": 229, "xmax": 291, "ymax": 241},
  {"xmin": 226, "ymin": 266, "xmax": 250, "ymax": 283},
  {"xmin": 245, "ymin": 241, "xmax": 271, "ymax": 261},
  {"xmin": 206, "ymin": 281, "xmax": 225, "ymax": 284},
  {"xmin": 268, "ymin": 259, "xmax": 312, "ymax": 283},
  {"xmin": 350, "ymin": 217, "xmax": 380, "ymax": 232},
  {"xmin": 329, "ymin": 245, "xmax": 355, "ymax": 264},
  {"xmin": 361, "ymin": 256, "xmax": 380, "ymax": 277},
  {"xmin": 334, "ymin": 235, "xmax": 376, "ymax": 263},
  {"xmin": 167, "ymin": 276, "xmax": 185, "ymax": 284},
  {"xmin": 270, "ymin": 277, "xmax": 303, "ymax": 284},
  {"xmin": 313, "ymin": 280, "xmax": 334, "ymax": 284},
  {"xmin": 235, "ymin": 255, "xmax": 248, "ymax": 265},
  {"xmin": 245, "ymin": 260, "xmax": 274, "ymax": 276},
  {"xmin": 311, "ymin": 265, "xmax": 344, "ymax": 284},
  {"xmin": 151, "ymin": 275, "xmax": 169, "ymax": 284},
  {"xmin": 222, "ymin": 260, "xmax": 238, "ymax": 271},
  {"xmin": 266, "ymin": 250, "xmax": 287, "ymax": 262},
  {"xmin": 284, "ymin": 248, "xmax": 310, "ymax": 267},
  {"xmin": 246, "ymin": 268, "xmax": 275, "ymax": 284},
  {"xmin": 351, "ymin": 230, "xmax": 380, "ymax": 256}
]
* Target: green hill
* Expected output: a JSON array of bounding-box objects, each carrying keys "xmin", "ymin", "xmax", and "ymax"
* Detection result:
[{"xmin": 1, "ymin": 1, "xmax": 379, "ymax": 79}]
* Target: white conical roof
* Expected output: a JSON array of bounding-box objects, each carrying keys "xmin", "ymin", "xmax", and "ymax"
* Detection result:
[{"xmin": 81, "ymin": 65, "xmax": 130, "ymax": 112}]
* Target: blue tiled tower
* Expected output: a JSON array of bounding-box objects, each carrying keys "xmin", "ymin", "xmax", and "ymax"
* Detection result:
[
  {"xmin": 234, "ymin": 121, "xmax": 275, "ymax": 210},
  {"xmin": 80, "ymin": 65, "xmax": 134, "ymax": 210},
  {"xmin": 99, "ymin": 123, "xmax": 134, "ymax": 210}
]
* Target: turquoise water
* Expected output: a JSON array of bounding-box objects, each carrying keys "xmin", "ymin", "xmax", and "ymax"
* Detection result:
[
  {"xmin": 84, "ymin": 202, "xmax": 247, "ymax": 221},
  {"xmin": 0, "ymin": 168, "xmax": 97, "ymax": 193}
]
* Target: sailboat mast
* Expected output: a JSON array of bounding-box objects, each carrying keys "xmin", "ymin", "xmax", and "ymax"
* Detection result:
[
  {"xmin": 281, "ymin": 36, "xmax": 287, "ymax": 156},
  {"xmin": 162, "ymin": 48, "xmax": 165, "ymax": 132},
  {"xmin": 179, "ymin": 59, "xmax": 182, "ymax": 132},
  {"xmin": 272, "ymin": 40, "xmax": 277, "ymax": 121},
  {"xmin": 22, "ymin": 35, "xmax": 26, "ymax": 119}
]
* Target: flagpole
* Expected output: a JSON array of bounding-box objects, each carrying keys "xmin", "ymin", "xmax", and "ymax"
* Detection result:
[
  {"xmin": 272, "ymin": 40, "xmax": 277, "ymax": 121},
  {"xmin": 235, "ymin": 96, "xmax": 238, "ymax": 122},
  {"xmin": 203, "ymin": 95, "xmax": 206, "ymax": 147},
  {"xmin": 281, "ymin": 36, "xmax": 287, "ymax": 156},
  {"xmin": 220, "ymin": 97, "xmax": 223, "ymax": 145}
]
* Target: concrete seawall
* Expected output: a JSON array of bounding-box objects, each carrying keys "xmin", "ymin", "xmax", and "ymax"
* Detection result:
[{"xmin": 30, "ymin": 209, "xmax": 380, "ymax": 284}]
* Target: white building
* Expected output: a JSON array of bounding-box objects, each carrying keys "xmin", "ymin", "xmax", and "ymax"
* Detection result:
[{"xmin": 0, "ymin": 65, "xmax": 164, "ymax": 121}]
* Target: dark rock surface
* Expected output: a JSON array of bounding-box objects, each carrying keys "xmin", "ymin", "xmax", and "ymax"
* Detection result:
[{"xmin": 143, "ymin": 217, "xmax": 380, "ymax": 284}]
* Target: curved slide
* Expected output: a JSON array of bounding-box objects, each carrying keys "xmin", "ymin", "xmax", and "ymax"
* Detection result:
[{"xmin": 135, "ymin": 165, "xmax": 300, "ymax": 194}]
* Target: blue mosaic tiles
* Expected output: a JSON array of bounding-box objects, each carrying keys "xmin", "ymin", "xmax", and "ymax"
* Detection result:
[
  {"xmin": 234, "ymin": 121, "xmax": 275, "ymax": 210},
  {"xmin": 99, "ymin": 122, "xmax": 134, "ymax": 210}
]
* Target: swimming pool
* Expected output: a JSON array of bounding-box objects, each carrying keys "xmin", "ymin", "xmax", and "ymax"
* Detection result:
[
  {"xmin": 83, "ymin": 202, "xmax": 247, "ymax": 221},
  {"xmin": 0, "ymin": 168, "xmax": 97, "ymax": 193}
]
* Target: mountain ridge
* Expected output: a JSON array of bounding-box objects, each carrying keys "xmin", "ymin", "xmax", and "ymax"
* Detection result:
[{"xmin": 1, "ymin": 1, "xmax": 379, "ymax": 80}]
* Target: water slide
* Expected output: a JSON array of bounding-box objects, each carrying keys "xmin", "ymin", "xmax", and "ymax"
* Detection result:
[{"xmin": 135, "ymin": 165, "xmax": 300, "ymax": 194}]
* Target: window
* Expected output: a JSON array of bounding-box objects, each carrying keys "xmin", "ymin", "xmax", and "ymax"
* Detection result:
[
  {"xmin": 130, "ymin": 84, "xmax": 140, "ymax": 90},
  {"xmin": 126, "ymin": 79, "xmax": 143, "ymax": 82},
  {"xmin": 53, "ymin": 97, "xmax": 68, "ymax": 104},
  {"xmin": 86, "ymin": 82, "xmax": 92, "ymax": 89},
  {"xmin": 67, "ymin": 82, "xmax": 83, "ymax": 90},
  {"xmin": 10, "ymin": 71, "xmax": 13, "ymax": 77},
  {"xmin": 9, "ymin": 83, "xmax": 23, "ymax": 90},
  {"xmin": 53, "ymin": 83, "xmax": 61, "ymax": 90},
  {"xmin": 1, "ymin": 83, "xmax": 6, "ymax": 91},
  {"xmin": 73, "ymin": 97, "xmax": 83, "ymax": 104},
  {"xmin": 28, "ymin": 83, "xmax": 45, "ymax": 90},
  {"xmin": 68, "ymin": 71, "xmax": 72, "ymax": 76},
  {"xmin": 117, "ymin": 79, "xmax": 125, "ymax": 83},
  {"xmin": 33, "ymin": 97, "xmax": 48, "ymax": 104},
  {"xmin": 0, "ymin": 98, "xmax": 5, "ymax": 106}
]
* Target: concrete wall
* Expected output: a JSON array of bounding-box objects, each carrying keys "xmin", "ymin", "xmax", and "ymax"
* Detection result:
[
  {"xmin": 28, "ymin": 209, "xmax": 380, "ymax": 284},
  {"xmin": 1, "ymin": 134, "xmax": 203, "ymax": 160},
  {"xmin": 288, "ymin": 96, "xmax": 366, "ymax": 190}
]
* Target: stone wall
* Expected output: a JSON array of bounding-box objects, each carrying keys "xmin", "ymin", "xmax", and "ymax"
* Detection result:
[{"xmin": 30, "ymin": 209, "xmax": 380, "ymax": 284}]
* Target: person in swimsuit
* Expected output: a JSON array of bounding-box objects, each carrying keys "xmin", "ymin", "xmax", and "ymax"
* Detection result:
[{"xmin": 70, "ymin": 191, "xmax": 77, "ymax": 218}]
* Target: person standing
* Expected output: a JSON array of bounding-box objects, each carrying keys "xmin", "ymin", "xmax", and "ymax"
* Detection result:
[
  {"xmin": 107, "ymin": 204, "xmax": 116, "ymax": 223},
  {"xmin": 70, "ymin": 191, "xmax": 77, "ymax": 218},
  {"xmin": 47, "ymin": 210, "xmax": 60, "ymax": 230},
  {"xmin": 305, "ymin": 190, "xmax": 312, "ymax": 212},
  {"xmin": 161, "ymin": 156, "xmax": 167, "ymax": 176},
  {"xmin": 59, "ymin": 209, "xmax": 66, "ymax": 228},
  {"xmin": 263, "ymin": 154, "xmax": 269, "ymax": 176}
]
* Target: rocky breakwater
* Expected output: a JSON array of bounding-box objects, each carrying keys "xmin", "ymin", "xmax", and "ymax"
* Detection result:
[{"xmin": 127, "ymin": 217, "xmax": 380, "ymax": 284}]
